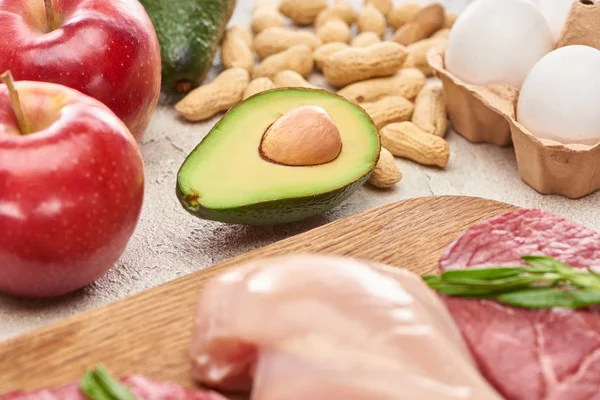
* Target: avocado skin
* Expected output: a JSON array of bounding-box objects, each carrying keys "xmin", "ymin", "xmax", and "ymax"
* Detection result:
[
  {"xmin": 176, "ymin": 171, "xmax": 375, "ymax": 225},
  {"xmin": 140, "ymin": 0, "xmax": 236, "ymax": 102}
]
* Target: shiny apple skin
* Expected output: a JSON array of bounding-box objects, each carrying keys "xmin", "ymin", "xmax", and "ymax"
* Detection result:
[
  {"xmin": 0, "ymin": 0, "xmax": 161, "ymax": 141},
  {"xmin": 0, "ymin": 81, "xmax": 144, "ymax": 298}
]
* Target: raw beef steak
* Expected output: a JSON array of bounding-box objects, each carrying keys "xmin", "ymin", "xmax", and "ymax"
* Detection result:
[
  {"xmin": 440, "ymin": 209, "xmax": 600, "ymax": 400},
  {"xmin": 1, "ymin": 375, "xmax": 228, "ymax": 400}
]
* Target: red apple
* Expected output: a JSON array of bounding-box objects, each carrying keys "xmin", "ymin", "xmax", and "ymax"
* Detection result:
[
  {"xmin": 0, "ymin": 75, "xmax": 144, "ymax": 298},
  {"xmin": 0, "ymin": 0, "xmax": 161, "ymax": 141}
]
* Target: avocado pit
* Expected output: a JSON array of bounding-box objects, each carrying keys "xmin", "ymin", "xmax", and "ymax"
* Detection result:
[{"xmin": 260, "ymin": 106, "xmax": 343, "ymax": 166}]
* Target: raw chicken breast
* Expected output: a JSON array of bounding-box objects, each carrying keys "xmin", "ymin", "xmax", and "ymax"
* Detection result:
[{"xmin": 190, "ymin": 255, "xmax": 502, "ymax": 400}]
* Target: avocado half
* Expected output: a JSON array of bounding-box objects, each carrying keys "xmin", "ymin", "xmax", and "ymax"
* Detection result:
[{"xmin": 177, "ymin": 88, "xmax": 381, "ymax": 225}]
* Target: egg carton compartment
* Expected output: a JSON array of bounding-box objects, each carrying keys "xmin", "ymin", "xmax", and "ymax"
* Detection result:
[
  {"xmin": 428, "ymin": 47, "xmax": 512, "ymax": 146},
  {"xmin": 557, "ymin": 0, "xmax": 600, "ymax": 50},
  {"xmin": 497, "ymin": 91, "xmax": 600, "ymax": 199}
]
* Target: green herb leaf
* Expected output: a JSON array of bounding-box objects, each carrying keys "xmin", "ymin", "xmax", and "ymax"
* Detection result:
[
  {"xmin": 425, "ymin": 282, "xmax": 500, "ymax": 297},
  {"xmin": 521, "ymin": 255, "xmax": 558, "ymax": 270},
  {"xmin": 431, "ymin": 282, "xmax": 557, "ymax": 297},
  {"xmin": 588, "ymin": 268, "xmax": 600, "ymax": 280},
  {"xmin": 438, "ymin": 267, "xmax": 526, "ymax": 281},
  {"xmin": 80, "ymin": 369, "xmax": 113, "ymax": 400},
  {"xmin": 564, "ymin": 274, "xmax": 600, "ymax": 289},
  {"xmin": 422, "ymin": 275, "xmax": 442, "ymax": 283},
  {"xmin": 93, "ymin": 365, "xmax": 136, "ymax": 400},
  {"xmin": 439, "ymin": 274, "xmax": 558, "ymax": 289},
  {"xmin": 522, "ymin": 255, "xmax": 574, "ymax": 274},
  {"xmin": 568, "ymin": 289, "xmax": 600, "ymax": 307},
  {"xmin": 422, "ymin": 256, "xmax": 600, "ymax": 310},
  {"xmin": 498, "ymin": 288, "xmax": 600, "ymax": 309},
  {"xmin": 80, "ymin": 365, "xmax": 136, "ymax": 400}
]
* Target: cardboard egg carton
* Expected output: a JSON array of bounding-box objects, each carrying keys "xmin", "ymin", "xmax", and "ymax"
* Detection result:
[
  {"xmin": 427, "ymin": 48, "xmax": 512, "ymax": 147},
  {"xmin": 556, "ymin": 0, "xmax": 600, "ymax": 50},
  {"xmin": 427, "ymin": 0, "xmax": 600, "ymax": 198},
  {"xmin": 484, "ymin": 86, "xmax": 600, "ymax": 199}
]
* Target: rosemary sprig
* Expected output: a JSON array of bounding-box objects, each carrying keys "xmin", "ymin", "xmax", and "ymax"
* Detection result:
[
  {"xmin": 80, "ymin": 365, "xmax": 136, "ymax": 400},
  {"xmin": 423, "ymin": 255, "xmax": 600, "ymax": 309}
]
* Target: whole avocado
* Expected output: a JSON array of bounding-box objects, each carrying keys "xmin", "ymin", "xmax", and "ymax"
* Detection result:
[{"xmin": 140, "ymin": 0, "xmax": 236, "ymax": 102}]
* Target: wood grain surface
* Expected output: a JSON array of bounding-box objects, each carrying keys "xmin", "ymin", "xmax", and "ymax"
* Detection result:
[{"xmin": 0, "ymin": 196, "xmax": 516, "ymax": 394}]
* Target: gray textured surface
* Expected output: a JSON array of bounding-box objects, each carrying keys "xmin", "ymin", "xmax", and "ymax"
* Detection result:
[{"xmin": 0, "ymin": 0, "xmax": 597, "ymax": 342}]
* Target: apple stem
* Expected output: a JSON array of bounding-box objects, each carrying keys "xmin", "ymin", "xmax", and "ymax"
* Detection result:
[
  {"xmin": 44, "ymin": 0, "xmax": 58, "ymax": 32},
  {"xmin": 1, "ymin": 71, "xmax": 30, "ymax": 136}
]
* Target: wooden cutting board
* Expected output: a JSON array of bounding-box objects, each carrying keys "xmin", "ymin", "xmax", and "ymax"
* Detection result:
[{"xmin": 0, "ymin": 196, "xmax": 516, "ymax": 393}]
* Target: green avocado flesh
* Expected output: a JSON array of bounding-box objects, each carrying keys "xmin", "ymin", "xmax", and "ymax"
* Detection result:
[
  {"xmin": 140, "ymin": 0, "xmax": 236, "ymax": 101},
  {"xmin": 177, "ymin": 88, "xmax": 381, "ymax": 225}
]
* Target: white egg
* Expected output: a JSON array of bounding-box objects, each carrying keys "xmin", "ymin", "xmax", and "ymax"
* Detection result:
[
  {"xmin": 445, "ymin": 0, "xmax": 554, "ymax": 88},
  {"xmin": 538, "ymin": 0, "xmax": 573, "ymax": 43},
  {"xmin": 517, "ymin": 45, "xmax": 600, "ymax": 145}
]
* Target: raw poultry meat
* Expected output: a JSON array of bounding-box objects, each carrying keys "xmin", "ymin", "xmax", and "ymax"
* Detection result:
[
  {"xmin": 1, "ymin": 375, "xmax": 228, "ymax": 400},
  {"xmin": 190, "ymin": 254, "xmax": 502, "ymax": 399},
  {"xmin": 440, "ymin": 209, "xmax": 600, "ymax": 400}
]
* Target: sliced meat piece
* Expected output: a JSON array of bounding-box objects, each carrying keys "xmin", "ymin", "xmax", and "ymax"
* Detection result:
[
  {"xmin": 190, "ymin": 254, "xmax": 502, "ymax": 400},
  {"xmin": 123, "ymin": 375, "xmax": 228, "ymax": 400},
  {"xmin": 440, "ymin": 209, "xmax": 600, "ymax": 400},
  {"xmin": 440, "ymin": 209, "xmax": 600, "ymax": 271},
  {"xmin": 0, "ymin": 383, "xmax": 83, "ymax": 400},
  {"xmin": 1, "ymin": 375, "xmax": 228, "ymax": 400}
]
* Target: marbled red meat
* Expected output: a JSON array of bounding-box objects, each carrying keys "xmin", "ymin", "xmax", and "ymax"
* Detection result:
[
  {"xmin": 440, "ymin": 209, "xmax": 600, "ymax": 271},
  {"xmin": 440, "ymin": 209, "xmax": 600, "ymax": 400},
  {"xmin": 1, "ymin": 375, "xmax": 228, "ymax": 400}
]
